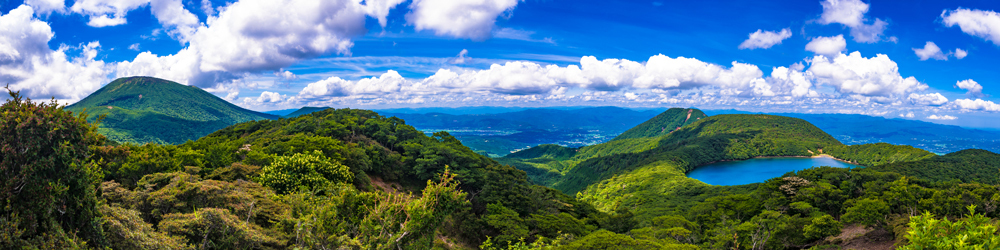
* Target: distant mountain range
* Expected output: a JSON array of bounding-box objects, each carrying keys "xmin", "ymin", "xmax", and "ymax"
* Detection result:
[
  {"xmin": 65, "ymin": 79, "xmax": 1000, "ymax": 155},
  {"xmin": 379, "ymin": 107, "xmax": 664, "ymax": 156},
  {"xmin": 66, "ymin": 77, "xmax": 276, "ymax": 144}
]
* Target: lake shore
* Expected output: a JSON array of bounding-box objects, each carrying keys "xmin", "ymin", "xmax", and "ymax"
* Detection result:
[
  {"xmin": 688, "ymin": 154, "xmax": 863, "ymax": 185},
  {"xmin": 692, "ymin": 154, "xmax": 861, "ymax": 171}
]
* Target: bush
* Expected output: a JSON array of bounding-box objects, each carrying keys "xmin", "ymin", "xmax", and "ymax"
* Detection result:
[
  {"xmin": 0, "ymin": 88, "xmax": 106, "ymax": 247},
  {"xmin": 254, "ymin": 150, "xmax": 353, "ymax": 194}
]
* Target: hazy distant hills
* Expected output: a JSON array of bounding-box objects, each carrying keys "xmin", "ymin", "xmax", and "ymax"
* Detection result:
[
  {"xmin": 380, "ymin": 107, "xmax": 663, "ymax": 156},
  {"xmin": 66, "ymin": 77, "xmax": 277, "ymax": 144}
]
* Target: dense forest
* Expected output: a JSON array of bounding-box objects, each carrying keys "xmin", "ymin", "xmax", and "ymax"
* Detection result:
[{"xmin": 5, "ymin": 86, "xmax": 1000, "ymax": 249}]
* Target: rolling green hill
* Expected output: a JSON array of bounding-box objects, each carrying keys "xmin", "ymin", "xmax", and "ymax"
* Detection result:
[
  {"xmin": 611, "ymin": 107, "xmax": 707, "ymax": 141},
  {"xmin": 66, "ymin": 76, "xmax": 277, "ymax": 144}
]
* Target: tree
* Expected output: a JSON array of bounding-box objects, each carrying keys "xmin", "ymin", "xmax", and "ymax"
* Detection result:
[
  {"xmin": 842, "ymin": 198, "xmax": 890, "ymax": 228},
  {"xmin": 0, "ymin": 88, "xmax": 107, "ymax": 247},
  {"xmin": 803, "ymin": 214, "xmax": 842, "ymax": 241},
  {"xmin": 254, "ymin": 150, "xmax": 353, "ymax": 194}
]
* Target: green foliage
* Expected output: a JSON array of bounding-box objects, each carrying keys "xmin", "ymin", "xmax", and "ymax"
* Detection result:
[
  {"xmin": 281, "ymin": 106, "xmax": 331, "ymax": 118},
  {"xmin": 81, "ymin": 107, "xmax": 609, "ymax": 248},
  {"xmin": 0, "ymin": 88, "xmax": 106, "ymax": 247},
  {"xmin": 872, "ymin": 149, "xmax": 1000, "ymax": 185},
  {"xmin": 284, "ymin": 170, "xmax": 469, "ymax": 250},
  {"xmin": 825, "ymin": 143, "xmax": 934, "ymax": 167},
  {"xmin": 99, "ymin": 204, "xmax": 192, "ymax": 250},
  {"xmin": 484, "ymin": 203, "xmax": 530, "ymax": 247},
  {"xmin": 159, "ymin": 207, "xmax": 281, "ymax": 249},
  {"xmin": 803, "ymin": 214, "xmax": 842, "ymax": 241},
  {"xmin": 902, "ymin": 206, "xmax": 1000, "ymax": 249},
  {"xmin": 65, "ymin": 76, "xmax": 277, "ymax": 145},
  {"xmin": 612, "ymin": 108, "xmax": 707, "ymax": 141},
  {"xmin": 842, "ymin": 198, "xmax": 890, "ymax": 227},
  {"xmin": 101, "ymin": 172, "xmax": 290, "ymax": 247},
  {"xmin": 254, "ymin": 150, "xmax": 353, "ymax": 194},
  {"xmin": 505, "ymin": 144, "xmax": 578, "ymax": 161}
]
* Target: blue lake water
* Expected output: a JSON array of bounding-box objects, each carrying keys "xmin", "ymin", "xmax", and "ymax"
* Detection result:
[{"xmin": 687, "ymin": 156, "xmax": 861, "ymax": 185}]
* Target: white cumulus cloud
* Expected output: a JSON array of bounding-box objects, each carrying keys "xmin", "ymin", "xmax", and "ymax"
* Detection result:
[
  {"xmin": 955, "ymin": 48, "xmax": 968, "ymax": 59},
  {"xmin": 942, "ymin": 8, "xmax": 1000, "ymax": 46},
  {"xmin": 808, "ymin": 51, "xmax": 926, "ymax": 97},
  {"xmin": 70, "ymin": 0, "xmax": 200, "ymax": 41},
  {"xmin": 817, "ymin": 0, "xmax": 890, "ymax": 43},
  {"xmin": 0, "ymin": 5, "xmax": 111, "ymax": 103},
  {"xmin": 908, "ymin": 92, "xmax": 948, "ymax": 106},
  {"xmin": 913, "ymin": 41, "xmax": 948, "ymax": 61},
  {"xmin": 805, "ymin": 35, "xmax": 847, "ymax": 57},
  {"xmin": 956, "ymin": 79, "xmax": 984, "ymax": 97},
  {"xmin": 738, "ymin": 28, "xmax": 792, "ymax": 50},
  {"xmin": 300, "ymin": 70, "xmax": 406, "ymax": 98},
  {"xmin": 927, "ymin": 114, "xmax": 958, "ymax": 120},
  {"xmin": 767, "ymin": 64, "xmax": 819, "ymax": 98},
  {"xmin": 24, "ymin": 0, "xmax": 65, "ymax": 15},
  {"xmin": 116, "ymin": 0, "xmax": 402, "ymax": 89},
  {"xmin": 954, "ymin": 98, "xmax": 1000, "ymax": 111},
  {"xmin": 406, "ymin": 0, "xmax": 520, "ymax": 40}
]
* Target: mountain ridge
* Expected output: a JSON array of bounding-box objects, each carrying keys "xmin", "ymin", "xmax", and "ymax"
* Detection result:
[{"xmin": 66, "ymin": 76, "xmax": 277, "ymax": 144}]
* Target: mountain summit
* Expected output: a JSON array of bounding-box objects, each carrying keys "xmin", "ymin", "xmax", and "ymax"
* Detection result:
[
  {"xmin": 67, "ymin": 76, "xmax": 277, "ymax": 144},
  {"xmin": 611, "ymin": 108, "xmax": 707, "ymax": 141}
]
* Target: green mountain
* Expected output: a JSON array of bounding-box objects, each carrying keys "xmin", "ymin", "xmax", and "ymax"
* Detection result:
[
  {"xmin": 282, "ymin": 106, "xmax": 332, "ymax": 118},
  {"xmin": 66, "ymin": 76, "xmax": 277, "ymax": 144},
  {"xmin": 610, "ymin": 107, "xmax": 707, "ymax": 141}
]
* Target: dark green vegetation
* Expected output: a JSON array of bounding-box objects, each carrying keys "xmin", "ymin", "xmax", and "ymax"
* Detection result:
[
  {"xmin": 870, "ymin": 149, "xmax": 1000, "ymax": 185},
  {"xmin": 611, "ymin": 108, "xmax": 707, "ymax": 141},
  {"xmin": 383, "ymin": 107, "xmax": 662, "ymax": 156},
  {"xmin": 1, "ymin": 88, "xmax": 106, "ymax": 248},
  {"xmin": 66, "ymin": 77, "xmax": 277, "ymax": 145}
]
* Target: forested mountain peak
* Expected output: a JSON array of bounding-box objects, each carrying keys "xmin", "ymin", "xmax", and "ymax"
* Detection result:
[
  {"xmin": 611, "ymin": 108, "xmax": 708, "ymax": 141},
  {"xmin": 65, "ymin": 76, "xmax": 277, "ymax": 144},
  {"xmin": 282, "ymin": 106, "xmax": 332, "ymax": 118}
]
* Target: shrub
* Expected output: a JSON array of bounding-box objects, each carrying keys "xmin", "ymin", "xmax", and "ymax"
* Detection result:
[
  {"xmin": 255, "ymin": 150, "xmax": 353, "ymax": 194},
  {"xmin": 0, "ymin": 87, "xmax": 106, "ymax": 247}
]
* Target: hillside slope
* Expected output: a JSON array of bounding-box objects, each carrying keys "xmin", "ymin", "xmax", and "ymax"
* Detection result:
[
  {"xmin": 871, "ymin": 149, "xmax": 1000, "ymax": 184},
  {"xmin": 558, "ymin": 114, "xmax": 842, "ymax": 195},
  {"xmin": 66, "ymin": 76, "xmax": 277, "ymax": 144},
  {"xmin": 611, "ymin": 108, "xmax": 707, "ymax": 141},
  {"xmin": 282, "ymin": 106, "xmax": 331, "ymax": 118}
]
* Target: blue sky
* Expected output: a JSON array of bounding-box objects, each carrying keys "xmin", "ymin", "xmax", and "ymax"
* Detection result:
[{"xmin": 2, "ymin": 0, "xmax": 1000, "ymax": 128}]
